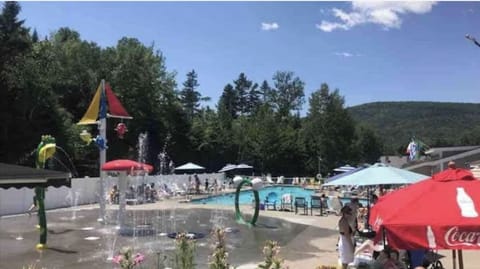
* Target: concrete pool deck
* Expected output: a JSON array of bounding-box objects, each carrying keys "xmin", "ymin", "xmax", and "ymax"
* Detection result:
[{"xmin": 0, "ymin": 198, "xmax": 478, "ymax": 268}]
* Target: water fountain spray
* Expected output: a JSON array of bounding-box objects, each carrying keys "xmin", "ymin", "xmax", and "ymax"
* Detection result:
[{"xmin": 158, "ymin": 133, "xmax": 172, "ymax": 175}]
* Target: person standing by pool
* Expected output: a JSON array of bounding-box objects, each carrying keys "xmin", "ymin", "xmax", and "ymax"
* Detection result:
[
  {"xmin": 338, "ymin": 205, "xmax": 355, "ymax": 269},
  {"xmin": 346, "ymin": 198, "xmax": 361, "ymax": 232},
  {"xmin": 194, "ymin": 174, "xmax": 200, "ymax": 194}
]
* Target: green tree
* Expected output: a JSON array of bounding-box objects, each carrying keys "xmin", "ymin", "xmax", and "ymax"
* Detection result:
[
  {"xmin": 31, "ymin": 28, "xmax": 38, "ymax": 43},
  {"xmin": 107, "ymin": 37, "xmax": 186, "ymax": 166},
  {"xmin": 0, "ymin": 1, "xmax": 34, "ymax": 163},
  {"xmin": 272, "ymin": 71, "xmax": 305, "ymax": 117},
  {"xmin": 180, "ymin": 69, "xmax": 201, "ymax": 121},
  {"xmin": 303, "ymin": 83, "xmax": 356, "ymax": 175},
  {"xmin": 354, "ymin": 125, "xmax": 384, "ymax": 164},
  {"xmin": 259, "ymin": 80, "xmax": 274, "ymax": 107},
  {"xmin": 247, "ymin": 105, "xmax": 282, "ymax": 172},
  {"xmin": 233, "ymin": 73, "xmax": 258, "ymax": 116},
  {"xmin": 0, "ymin": 1, "xmax": 30, "ymax": 68},
  {"xmin": 218, "ymin": 84, "xmax": 237, "ymax": 119}
]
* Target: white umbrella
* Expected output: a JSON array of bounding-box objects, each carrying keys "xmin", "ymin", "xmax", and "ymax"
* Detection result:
[
  {"xmin": 323, "ymin": 163, "xmax": 428, "ymax": 186},
  {"xmin": 236, "ymin": 164, "xmax": 253, "ymax": 169},
  {"xmin": 174, "ymin": 162, "xmax": 205, "ymax": 171},
  {"xmin": 218, "ymin": 164, "xmax": 237, "ymax": 173},
  {"xmin": 333, "ymin": 164, "xmax": 356, "ymax": 173}
]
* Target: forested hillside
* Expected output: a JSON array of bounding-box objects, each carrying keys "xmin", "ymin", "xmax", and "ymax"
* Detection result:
[{"xmin": 347, "ymin": 102, "xmax": 480, "ymax": 154}]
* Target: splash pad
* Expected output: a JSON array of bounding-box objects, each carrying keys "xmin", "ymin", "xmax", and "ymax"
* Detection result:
[{"xmin": 0, "ymin": 206, "xmax": 315, "ymax": 269}]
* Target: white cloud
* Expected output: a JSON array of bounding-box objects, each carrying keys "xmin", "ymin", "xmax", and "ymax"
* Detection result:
[
  {"xmin": 317, "ymin": 1, "xmax": 437, "ymax": 32},
  {"xmin": 334, "ymin": 52, "xmax": 354, "ymax": 57},
  {"xmin": 261, "ymin": 22, "xmax": 279, "ymax": 31}
]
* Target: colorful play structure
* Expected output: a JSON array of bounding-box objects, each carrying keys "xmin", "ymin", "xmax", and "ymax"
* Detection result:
[
  {"xmin": 77, "ymin": 80, "xmax": 132, "ymax": 222},
  {"xmin": 34, "ymin": 135, "xmax": 57, "ymax": 249},
  {"xmin": 234, "ymin": 176, "xmax": 263, "ymax": 227}
]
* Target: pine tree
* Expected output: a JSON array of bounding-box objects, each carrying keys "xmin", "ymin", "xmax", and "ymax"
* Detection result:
[{"xmin": 179, "ymin": 69, "xmax": 201, "ymax": 121}]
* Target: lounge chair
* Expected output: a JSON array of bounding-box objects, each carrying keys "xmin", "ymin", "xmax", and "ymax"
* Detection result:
[
  {"xmin": 280, "ymin": 193, "xmax": 293, "ymax": 211},
  {"xmin": 171, "ymin": 183, "xmax": 186, "ymax": 196},
  {"xmin": 326, "ymin": 196, "xmax": 343, "ymax": 215},
  {"xmin": 264, "ymin": 192, "xmax": 278, "ymax": 210},
  {"xmin": 294, "ymin": 197, "xmax": 308, "ymax": 215},
  {"xmin": 310, "ymin": 196, "xmax": 324, "ymax": 216}
]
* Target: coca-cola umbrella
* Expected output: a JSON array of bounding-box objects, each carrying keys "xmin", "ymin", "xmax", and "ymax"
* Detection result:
[
  {"xmin": 369, "ymin": 163, "xmax": 480, "ymax": 269},
  {"xmin": 102, "ymin": 160, "xmax": 153, "ymax": 228}
]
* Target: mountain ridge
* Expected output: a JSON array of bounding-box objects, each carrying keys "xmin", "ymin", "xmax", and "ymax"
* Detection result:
[{"xmin": 346, "ymin": 101, "xmax": 480, "ymax": 154}]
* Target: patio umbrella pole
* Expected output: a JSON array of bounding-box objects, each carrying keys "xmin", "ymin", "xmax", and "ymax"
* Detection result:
[
  {"xmin": 458, "ymin": 250, "xmax": 464, "ymax": 269},
  {"xmin": 118, "ymin": 171, "xmax": 127, "ymax": 229},
  {"xmin": 366, "ymin": 186, "xmax": 371, "ymax": 230},
  {"xmin": 452, "ymin": 250, "xmax": 457, "ymax": 269}
]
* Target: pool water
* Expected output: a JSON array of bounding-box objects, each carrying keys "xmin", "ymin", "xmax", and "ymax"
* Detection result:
[
  {"xmin": 192, "ymin": 186, "xmax": 368, "ymax": 207},
  {"xmin": 192, "ymin": 186, "xmax": 314, "ymax": 205}
]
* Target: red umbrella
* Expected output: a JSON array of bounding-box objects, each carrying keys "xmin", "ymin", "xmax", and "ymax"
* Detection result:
[
  {"xmin": 101, "ymin": 159, "xmax": 153, "ymax": 229},
  {"xmin": 370, "ymin": 165, "xmax": 480, "ymax": 250},
  {"xmin": 102, "ymin": 159, "xmax": 153, "ymax": 173}
]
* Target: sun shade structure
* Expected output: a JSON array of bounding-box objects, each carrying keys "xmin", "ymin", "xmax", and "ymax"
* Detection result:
[
  {"xmin": 174, "ymin": 162, "xmax": 205, "ymax": 171},
  {"xmin": 370, "ymin": 165, "xmax": 480, "ymax": 269},
  {"xmin": 0, "ymin": 163, "xmax": 71, "ymax": 189},
  {"xmin": 325, "ymin": 165, "xmax": 367, "ymax": 183},
  {"xmin": 218, "ymin": 163, "xmax": 254, "ymax": 173},
  {"xmin": 333, "ymin": 165, "xmax": 356, "ymax": 173},
  {"xmin": 323, "ymin": 163, "xmax": 428, "ymax": 186},
  {"xmin": 370, "ymin": 167, "xmax": 480, "ymax": 250},
  {"xmin": 102, "ymin": 160, "xmax": 153, "ymax": 229},
  {"xmin": 236, "ymin": 163, "xmax": 253, "ymax": 169},
  {"xmin": 218, "ymin": 164, "xmax": 237, "ymax": 173},
  {"xmin": 102, "ymin": 159, "xmax": 153, "ymax": 173}
]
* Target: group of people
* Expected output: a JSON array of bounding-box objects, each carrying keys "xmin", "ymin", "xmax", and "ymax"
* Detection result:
[
  {"xmin": 337, "ymin": 197, "xmax": 432, "ymax": 269},
  {"xmin": 108, "ymin": 183, "xmax": 161, "ymax": 204},
  {"xmin": 187, "ymin": 175, "xmax": 221, "ymax": 194},
  {"xmin": 107, "ymin": 175, "xmax": 224, "ymax": 204}
]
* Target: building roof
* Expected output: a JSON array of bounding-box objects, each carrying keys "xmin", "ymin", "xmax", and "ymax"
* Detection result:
[
  {"xmin": 425, "ymin": 146, "xmax": 480, "ymax": 156},
  {"xmin": 380, "ymin": 156, "xmax": 408, "ymax": 168},
  {"xmin": 405, "ymin": 147, "xmax": 480, "ymax": 171}
]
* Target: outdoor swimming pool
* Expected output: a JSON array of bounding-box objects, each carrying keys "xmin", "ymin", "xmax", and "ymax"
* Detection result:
[{"xmin": 191, "ymin": 185, "xmax": 368, "ymax": 206}]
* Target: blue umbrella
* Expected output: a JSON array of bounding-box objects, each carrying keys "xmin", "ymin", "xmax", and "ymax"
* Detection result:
[
  {"xmin": 325, "ymin": 165, "xmax": 368, "ymax": 183},
  {"xmin": 323, "ymin": 163, "xmax": 428, "ymax": 186}
]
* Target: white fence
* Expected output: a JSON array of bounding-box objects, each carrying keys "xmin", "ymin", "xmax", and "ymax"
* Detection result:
[{"xmin": 0, "ymin": 173, "xmax": 224, "ymax": 216}]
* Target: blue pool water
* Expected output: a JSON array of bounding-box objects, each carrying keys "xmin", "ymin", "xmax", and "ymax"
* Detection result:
[{"xmin": 192, "ymin": 186, "xmax": 368, "ymax": 206}]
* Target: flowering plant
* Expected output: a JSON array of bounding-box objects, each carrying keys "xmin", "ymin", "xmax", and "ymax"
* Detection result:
[
  {"xmin": 258, "ymin": 240, "xmax": 288, "ymax": 269},
  {"xmin": 112, "ymin": 247, "xmax": 145, "ymax": 269},
  {"xmin": 174, "ymin": 232, "xmax": 196, "ymax": 269},
  {"xmin": 209, "ymin": 228, "xmax": 234, "ymax": 269}
]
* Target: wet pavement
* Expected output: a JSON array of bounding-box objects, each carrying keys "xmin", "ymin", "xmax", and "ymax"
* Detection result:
[{"xmin": 0, "ymin": 206, "xmax": 337, "ymax": 269}]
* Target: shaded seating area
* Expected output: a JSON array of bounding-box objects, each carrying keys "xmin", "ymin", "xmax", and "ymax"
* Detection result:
[
  {"xmin": 294, "ymin": 197, "xmax": 308, "ymax": 215},
  {"xmin": 0, "ymin": 163, "xmax": 71, "ymax": 189},
  {"xmin": 264, "ymin": 192, "xmax": 278, "ymax": 210}
]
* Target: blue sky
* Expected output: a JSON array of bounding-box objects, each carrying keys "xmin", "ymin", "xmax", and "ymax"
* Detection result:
[{"xmin": 18, "ymin": 1, "xmax": 480, "ymax": 108}]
